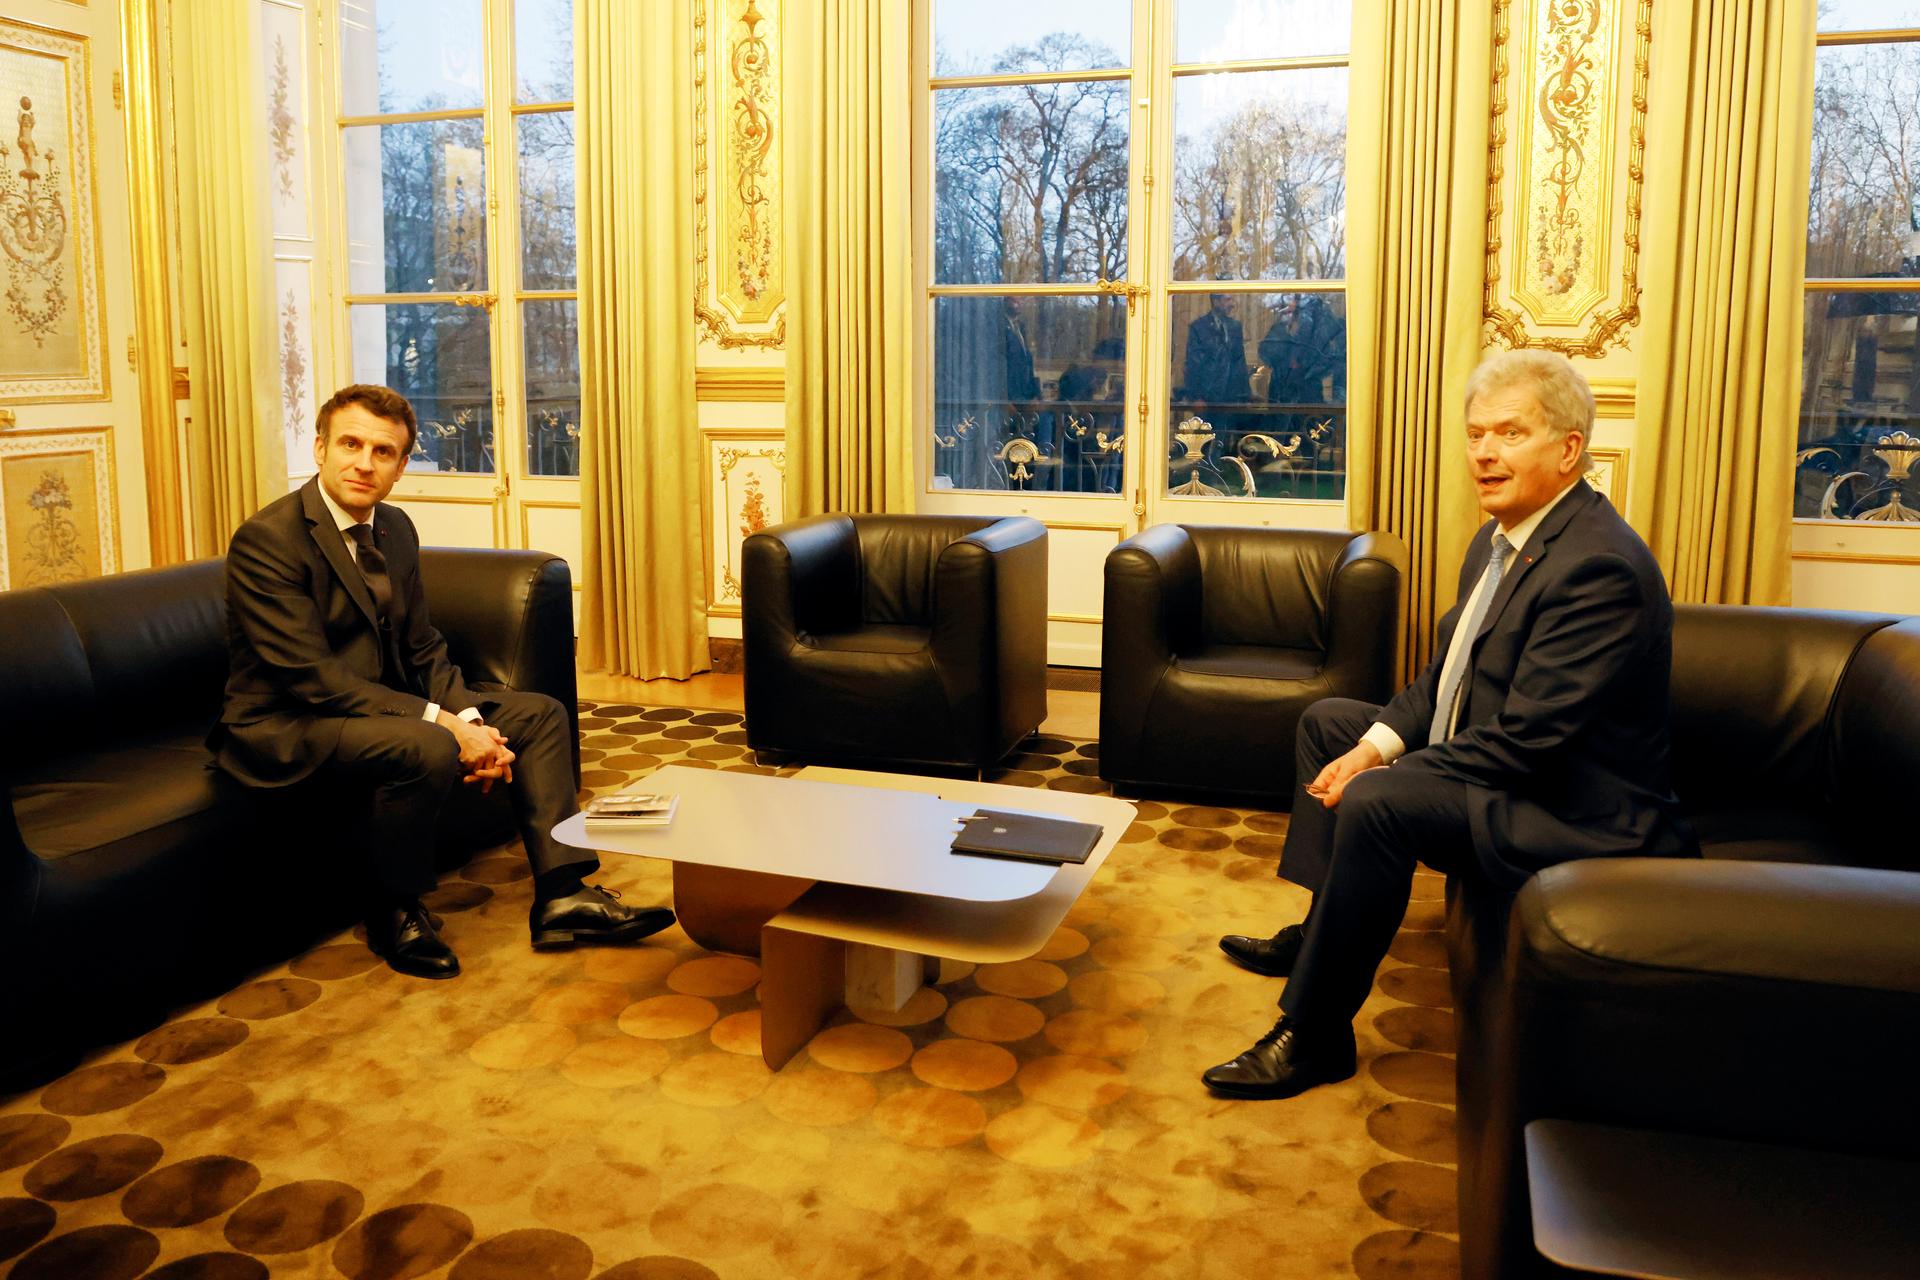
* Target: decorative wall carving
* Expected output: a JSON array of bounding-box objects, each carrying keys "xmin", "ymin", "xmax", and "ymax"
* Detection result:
[
  {"xmin": 694, "ymin": 0, "xmax": 785, "ymax": 351},
  {"xmin": 1484, "ymin": 0, "xmax": 1651, "ymax": 358},
  {"xmin": 706, "ymin": 432, "xmax": 785, "ymax": 613},
  {"xmin": 0, "ymin": 18, "xmax": 106, "ymax": 403},
  {"xmin": 0, "ymin": 425, "xmax": 116, "ymax": 588},
  {"xmin": 1585, "ymin": 446, "xmax": 1629, "ymax": 509}
]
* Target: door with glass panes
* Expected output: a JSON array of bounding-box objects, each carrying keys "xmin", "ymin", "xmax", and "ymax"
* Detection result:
[
  {"xmin": 330, "ymin": 0, "xmax": 582, "ymax": 594},
  {"xmin": 914, "ymin": 0, "xmax": 1357, "ymax": 666}
]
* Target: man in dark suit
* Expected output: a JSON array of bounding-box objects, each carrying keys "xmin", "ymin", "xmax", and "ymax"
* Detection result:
[
  {"xmin": 1203, "ymin": 351, "xmax": 1694, "ymax": 1099},
  {"xmin": 212, "ymin": 384, "xmax": 674, "ymax": 980},
  {"xmin": 1183, "ymin": 293, "xmax": 1252, "ymax": 407}
]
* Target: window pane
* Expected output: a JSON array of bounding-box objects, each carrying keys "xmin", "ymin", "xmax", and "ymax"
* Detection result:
[
  {"xmin": 1176, "ymin": 0, "xmax": 1351, "ymax": 62},
  {"xmin": 517, "ymin": 0, "xmax": 573, "ymax": 102},
  {"xmin": 1817, "ymin": 2, "xmax": 1920, "ymax": 32},
  {"xmin": 933, "ymin": 2, "xmax": 1128, "ymax": 76},
  {"xmin": 519, "ymin": 112, "xmax": 577, "ymax": 290},
  {"xmin": 934, "ymin": 83, "xmax": 1131, "ymax": 284},
  {"xmin": 1808, "ymin": 44, "xmax": 1920, "ymax": 279},
  {"xmin": 349, "ymin": 302, "xmax": 495, "ymax": 475},
  {"xmin": 1171, "ymin": 69, "xmax": 1348, "ymax": 281},
  {"xmin": 1797, "ymin": 289, "xmax": 1920, "ymax": 521},
  {"xmin": 345, "ymin": 120, "xmax": 488, "ymax": 294},
  {"xmin": 524, "ymin": 299, "xmax": 580, "ymax": 478},
  {"xmin": 931, "ymin": 294, "xmax": 1128, "ymax": 493},
  {"xmin": 1166, "ymin": 291, "xmax": 1346, "ymax": 501},
  {"xmin": 339, "ymin": 0, "xmax": 483, "ymax": 116}
]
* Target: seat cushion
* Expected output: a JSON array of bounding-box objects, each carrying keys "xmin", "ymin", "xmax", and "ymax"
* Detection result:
[
  {"xmin": 1690, "ymin": 807, "xmax": 1855, "ymax": 867},
  {"xmin": 1176, "ymin": 643, "xmax": 1323, "ymax": 681},
  {"xmin": 804, "ymin": 624, "xmax": 932, "ymax": 655},
  {"xmin": 11, "ymin": 732, "xmax": 235, "ymax": 859}
]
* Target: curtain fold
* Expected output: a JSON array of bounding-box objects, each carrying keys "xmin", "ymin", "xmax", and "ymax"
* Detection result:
[
  {"xmin": 782, "ymin": 0, "xmax": 915, "ymax": 516},
  {"xmin": 1629, "ymin": 0, "xmax": 1814, "ymax": 605},
  {"xmin": 175, "ymin": 0, "xmax": 285, "ymax": 554},
  {"xmin": 576, "ymin": 0, "xmax": 706, "ymax": 678},
  {"xmin": 1344, "ymin": 0, "xmax": 1493, "ymax": 676}
]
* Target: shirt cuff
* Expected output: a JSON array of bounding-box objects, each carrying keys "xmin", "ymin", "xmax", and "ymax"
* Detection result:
[
  {"xmin": 421, "ymin": 702, "xmax": 440, "ymax": 723},
  {"xmin": 457, "ymin": 707, "xmax": 484, "ymax": 724},
  {"xmin": 1360, "ymin": 721, "xmax": 1406, "ymax": 765}
]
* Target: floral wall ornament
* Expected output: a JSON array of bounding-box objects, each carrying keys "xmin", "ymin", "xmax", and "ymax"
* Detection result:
[
  {"xmin": 0, "ymin": 94, "xmax": 70, "ymax": 346},
  {"xmin": 0, "ymin": 427, "xmax": 114, "ymax": 587},
  {"xmin": 21, "ymin": 466, "xmax": 81, "ymax": 583},
  {"xmin": 280, "ymin": 288, "xmax": 307, "ymax": 436},
  {"xmin": 268, "ymin": 37, "xmax": 297, "ymax": 202},
  {"xmin": 694, "ymin": 0, "xmax": 786, "ymax": 351}
]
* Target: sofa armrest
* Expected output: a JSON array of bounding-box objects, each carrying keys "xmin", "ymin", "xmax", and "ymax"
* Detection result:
[
  {"xmin": 1099, "ymin": 525, "xmax": 1202, "ymax": 766},
  {"xmin": 1320, "ymin": 529, "xmax": 1407, "ymax": 697},
  {"xmin": 743, "ymin": 515, "xmax": 861, "ymax": 645},
  {"xmin": 930, "ymin": 516, "xmax": 1047, "ymax": 748},
  {"xmin": 417, "ymin": 548, "xmax": 579, "ymax": 780}
]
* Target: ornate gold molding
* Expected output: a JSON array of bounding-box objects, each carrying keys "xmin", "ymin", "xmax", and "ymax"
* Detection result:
[
  {"xmin": 696, "ymin": 367, "xmax": 784, "ymax": 401},
  {"xmin": 694, "ymin": 0, "xmax": 786, "ymax": 351},
  {"xmin": 1588, "ymin": 376, "xmax": 1634, "ymax": 419},
  {"xmin": 1484, "ymin": 0, "xmax": 1651, "ymax": 358}
]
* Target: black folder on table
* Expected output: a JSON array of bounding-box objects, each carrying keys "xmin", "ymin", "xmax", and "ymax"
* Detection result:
[{"xmin": 949, "ymin": 809, "xmax": 1103, "ymax": 865}]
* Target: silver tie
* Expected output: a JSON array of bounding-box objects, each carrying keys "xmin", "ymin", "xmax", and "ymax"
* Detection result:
[{"xmin": 1429, "ymin": 533, "xmax": 1513, "ymax": 746}]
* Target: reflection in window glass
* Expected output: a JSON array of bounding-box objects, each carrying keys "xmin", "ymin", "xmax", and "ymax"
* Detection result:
[
  {"xmin": 519, "ymin": 112, "xmax": 577, "ymax": 290},
  {"xmin": 349, "ymin": 302, "xmax": 495, "ymax": 475},
  {"xmin": 931, "ymin": 294, "xmax": 1129, "ymax": 493},
  {"xmin": 339, "ymin": 0, "xmax": 484, "ymax": 117},
  {"xmin": 1817, "ymin": 2, "xmax": 1920, "ymax": 33},
  {"xmin": 1172, "ymin": 69, "xmax": 1348, "ymax": 280},
  {"xmin": 516, "ymin": 0, "xmax": 573, "ymax": 102},
  {"xmin": 1165, "ymin": 291, "xmax": 1346, "ymax": 501},
  {"xmin": 524, "ymin": 300, "xmax": 581, "ymax": 478},
  {"xmin": 1797, "ymin": 290, "xmax": 1920, "ymax": 520},
  {"xmin": 935, "ymin": 82, "xmax": 1131, "ymax": 284},
  {"xmin": 933, "ymin": 1, "xmax": 1128, "ymax": 76},
  {"xmin": 1175, "ymin": 0, "xmax": 1351, "ymax": 62},
  {"xmin": 1808, "ymin": 44, "xmax": 1920, "ymax": 280},
  {"xmin": 344, "ymin": 120, "xmax": 488, "ymax": 294}
]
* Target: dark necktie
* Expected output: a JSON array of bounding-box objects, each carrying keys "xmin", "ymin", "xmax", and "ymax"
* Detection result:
[
  {"xmin": 1429, "ymin": 533, "xmax": 1513, "ymax": 746},
  {"xmin": 346, "ymin": 523, "xmax": 391, "ymax": 620}
]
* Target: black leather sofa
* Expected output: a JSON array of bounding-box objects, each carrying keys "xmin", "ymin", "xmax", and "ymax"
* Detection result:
[
  {"xmin": 0, "ymin": 548, "xmax": 578, "ymax": 1086},
  {"xmin": 742, "ymin": 513, "xmax": 1048, "ymax": 771},
  {"xmin": 1099, "ymin": 524, "xmax": 1406, "ymax": 803},
  {"xmin": 1448, "ymin": 606, "xmax": 1920, "ymax": 1278}
]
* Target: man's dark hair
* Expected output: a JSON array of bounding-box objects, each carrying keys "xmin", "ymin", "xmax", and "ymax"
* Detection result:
[{"xmin": 316, "ymin": 385, "xmax": 418, "ymax": 454}]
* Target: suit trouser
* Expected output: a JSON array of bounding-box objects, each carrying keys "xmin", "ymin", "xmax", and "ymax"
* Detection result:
[
  {"xmin": 1276, "ymin": 698, "xmax": 1474, "ymax": 1027},
  {"xmin": 327, "ymin": 689, "xmax": 592, "ymax": 899}
]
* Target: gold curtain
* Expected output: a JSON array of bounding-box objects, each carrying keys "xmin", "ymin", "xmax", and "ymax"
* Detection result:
[
  {"xmin": 1629, "ymin": 0, "xmax": 1814, "ymax": 605},
  {"xmin": 576, "ymin": 0, "xmax": 707, "ymax": 678},
  {"xmin": 174, "ymin": 0, "xmax": 285, "ymax": 554},
  {"xmin": 782, "ymin": 0, "xmax": 915, "ymax": 516},
  {"xmin": 1344, "ymin": 0, "xmax": 1494, "ymax": 675}
]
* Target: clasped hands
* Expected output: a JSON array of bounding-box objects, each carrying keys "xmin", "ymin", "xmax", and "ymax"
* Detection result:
[
  {"xmin": 1302, "ymin": 740, "xmax": 1385, "ymax": 810},
  {"xmin": 438, "ymin": 710, "xmax": 515, "ymax": 792}
]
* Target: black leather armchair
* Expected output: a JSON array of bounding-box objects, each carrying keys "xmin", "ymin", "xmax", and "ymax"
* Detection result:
[
  {"xmin": 742, "ymin": 513, "xmax": 1048, "ymax": 770},
  {"xmin": 0, "ymin": 548, "xmax": 577, "ymax": 1085},
  {"xmin": 1099, "ymin": 524, "xmax": 1406, "ymax": 803},
  {"xmin": 1449, "ymin": 607, "xmax": 1920, "ymax": 1279}
]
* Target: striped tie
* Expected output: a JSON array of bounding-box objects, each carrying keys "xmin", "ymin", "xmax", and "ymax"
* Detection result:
[{"xmin": 1429, "ymin": 533, "xmax": 1513, "ymax": 746}]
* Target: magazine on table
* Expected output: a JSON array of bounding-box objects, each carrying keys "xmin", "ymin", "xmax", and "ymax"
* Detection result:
[{"xmin": 583, "ymin": 792, "xmax": 678, "ymax": 827}]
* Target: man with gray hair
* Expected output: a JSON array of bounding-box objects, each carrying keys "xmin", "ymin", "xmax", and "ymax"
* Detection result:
[{"xmin": 1203, "ymin": 350, "xmax": 1694, "ymax": 1100}]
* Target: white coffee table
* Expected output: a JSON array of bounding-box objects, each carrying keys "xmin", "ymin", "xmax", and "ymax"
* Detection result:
[{"xmin": 552, "ymin": 764, "xmax": 1134, "ymax": 1068}]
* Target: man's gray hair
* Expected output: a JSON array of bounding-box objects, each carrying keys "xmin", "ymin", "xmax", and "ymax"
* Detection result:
[{"xmin": 1464, "ymin": 350, "xmax": 1596, "ymax": 474}]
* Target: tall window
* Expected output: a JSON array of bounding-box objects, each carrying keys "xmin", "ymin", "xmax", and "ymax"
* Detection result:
[
  {"xmin": 924, "ymin": 1, "xmax": 1350, "ymax": 503},
  {"xmin": 336, "ymin": 0, "xmax": 579, "ymax": 479},
  {"xmin": 1799, "ymin": 2, "xmax": 1920, "ymax": 522}
]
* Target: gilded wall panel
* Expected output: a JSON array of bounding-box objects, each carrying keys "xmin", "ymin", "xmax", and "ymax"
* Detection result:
[
  {"xmin": 1485, "ymin": 0, "xmax": 1651, "ymax": 357},
  {"xmin": 261, "ymin": 1, "xmax": 311, "ymax": 242},
  {"xmin": 705, "ymin": 431, "xmax": 785, "ymax": 614},
  {"xmin": 695, "ymin": 0, "xmax": 786, "ymax": 352},
  {"xmin": 0, "ymin": 18, "xmax": 107, "ymax": 402},
  {"xmin": 0, "ymin": 425, "xmax": 116, "ymax": 588}
]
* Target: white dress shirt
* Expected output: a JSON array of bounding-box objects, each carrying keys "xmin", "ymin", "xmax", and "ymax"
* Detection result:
[
  {"xmin": 1360, "ymin": 477, "xmax": 1586, "ymax": 763},
  {"xmin": 315, "ymin": 483, "xmax": 481, "ymax": 728}
]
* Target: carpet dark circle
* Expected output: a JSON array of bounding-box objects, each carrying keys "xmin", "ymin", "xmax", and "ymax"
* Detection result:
[
  {"xmin": 1167, "ymin": 805, "xmax": 1240, "ymax": 829},
  {"xmin": 217, "ymin": 977, "xmax": 323, "ymax": 1020},
  {"xmin": 661, "ymin": 724, "xmax": 716, "ymax": 741},
  {"xmin": 590, "ymin": 704, "xmax": 643, "ymax": 718},
  {"xmin": 1372, "ymin": 1006, "xmax": 1457, "ymax": 1055},
  {"xmin": 23, "ymin": 1134, "xmax": 164, "ymax": 1201},
  {"xmin": 424, "ymin": 881, "xmax": 495, "ymax": 913},
  {"xmin": 689, "ymin": 712, "xmax": 742, "ymax": 727},
  {"xmin": 0, "ymin": 1115, "xmax": 71, "ymax": 1173},
  {"xmin": 675, "ymin": 759, "xmax": 719, "ymax": 770},
  {"xmin": 1074, "ymin": 742, "xmax": 1100, "ymax": 759},
  {"xmin": 593, "ymin": 1256, "xmax": 723, "ymax": 1279},
  {"xmin": 1387, "ymin": 931, "xmax": 1449, "ymax": 969},
  {"xmin": 1370, "ymin": 1052, "xmax": 1457, "ymax": 1105},
  {"xmin": 121, "ymin": 1155, "xmax": 261, "ymax": 1228},
  {"xmin": 1045, "ymin": 775, "xmax": 1111, "ymax": 794},
  {"xmin": 575, "ymin": 718, "xmax": 615, "ymax": 733},
  {"xmin": 983, "ymin": 770, "xmax": 1046, "ymax": 787},
  {"xmin": 685, "ymin": 744, "xmax": 742, "ymax": 762},
  {"xmin": 1119, "ymin": 822, "xmax": 1158, "ymax": 844},
  {"xmin": 1003, "ymin": 753, "xmax": 1063, "ymax": 772},
  {"xmin": 127, "ymin": 1079, "xmax": 254, "ymax": 1139},
  {"xmin": 1365, "ymin": 1102, "xmax": 1458, "ymax": 1165},
  {"xmin": 39, "ymin": 1061, "xmax": 166, "ymax": 1115},
  {"xmin": 291, "ymin": 945, "xmax": 385, "ymax": 980},
  {"xmin": 578, "ymin": 769, "xmax": 630, "ymax": 789},
  {"xmin": 0, "ymin": 1196, "xmax": 57, "ymax": 1262},
  {"xmin": 1241, "ymin": 812, "xmax": 1289, "ymax": 835},
  {"xmin": 144, "ymin": 1252, "xmax": 272, "ymax": 1280},
  {"xmin": 1063, "ymin": 758, "xmax": 1102, "ymax": 776},
  {"xmin": 631, "ymin": 736, "xmax": 690, "ymax": 754},
  {"xmin": 590, "ymin": 733, "xmax": 639, "ymax": 749},
  {"xmin": 639, "ymin": 707, "xmax": 695, "ymax": 723},
  {"xmin": 713, "ymin": 730, "xmax": 751, "ymax": 745},
  {"xmin": 602, "ymin": 752, "xmax": 666, "ymax": 772},
  {"xmin": 331, "ymin": 1202, "xmax": 474, "ymax": 1280},
  {"xmin": 135, "ymin": 1017, "xmax": 251, "ymax": 1065},
  {"xmin": 1350, "ymin": 1228, "xmax": 1459, "ymax": 1279},
  {"xmin": 1025, "ymin": 736, "xmax": 1076, "ymax": 755},
  {"xmin": 1129, "ymin": 800, "xmax": 1169, "ymax": 822},
  {"xmin": 1156, "ymin": 827, "xmax": 1231, "ymax": 853},
  {"xmin": 449, "ymin": 1227, "xmax": 595, "ymax": 1280},
  {"xmin": 1231, "ymin": 833, "xmax": 1288, "ymax": 859},
  {"xmin": 1377, "ymin": 967, "xmax": 1452, "ymax": 1010},
  {"xmin": 223, "ymin": 1180, "xmax": 363, "ymax": 1254},
  {"xmin": 1358, "ymin": 1161, "xmax": 1459, "ymax": 1234},
  {"xmin": 8, "ymin": 1225, "xmax": 158, "ymax": 1280}
]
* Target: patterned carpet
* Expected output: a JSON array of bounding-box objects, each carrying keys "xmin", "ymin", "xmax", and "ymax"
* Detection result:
[{"xmin": 0, "ymin": 705, "xmax": 1461, "ymax": 1279}]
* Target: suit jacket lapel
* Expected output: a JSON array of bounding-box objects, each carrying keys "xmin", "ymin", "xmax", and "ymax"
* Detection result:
[
  {"xmin": 302, "ymin": 479, "xmax": 380, "ymax": 631},
  {"xmin": 1472, "ymin": 480, "xmax": 1596, "ymax": 646}
]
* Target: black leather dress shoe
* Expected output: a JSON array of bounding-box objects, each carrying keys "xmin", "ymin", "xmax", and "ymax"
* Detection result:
[
  {"xmin": 1201, "ymin": 1015, "xmax": 1357, "ymax": 1099},
  {"xmin": 367, "ymin": 902, "xmax": 460, "ymax": 980},
  {"xmin": 1218, "ymin": 923, "xmax": 1306, "ymax": 977},
  {"xmin": 530, "ymin": 885, "xmax": 676, "ymax": 951}
]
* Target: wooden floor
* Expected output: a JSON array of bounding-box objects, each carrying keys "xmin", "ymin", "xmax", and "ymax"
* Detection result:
[{"xmin": 577, "ymin": 669, "xmax": 1100, "ymax": 739}]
